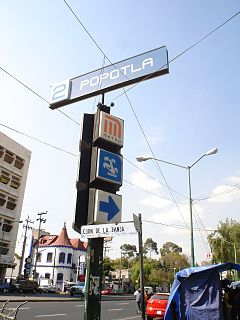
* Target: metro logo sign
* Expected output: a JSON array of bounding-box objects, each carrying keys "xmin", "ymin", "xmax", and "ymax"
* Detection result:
[
  {"xmin": 94, "ymin": 111, "xmax": 124, "ymax": 147},
  {"xmin": 103, "ymin": 113, "xmax": 123, "ymax": 145}
]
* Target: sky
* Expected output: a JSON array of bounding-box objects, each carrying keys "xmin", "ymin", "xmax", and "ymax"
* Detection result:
[{"xmin": 0, "ymin": 1, "xmax": 240, "ymax": 264}]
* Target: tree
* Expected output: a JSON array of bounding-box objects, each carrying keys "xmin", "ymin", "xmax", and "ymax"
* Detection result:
[
  {"xmin": 160, "ymin": 241, "xmax": 182, "ymax": 256},
  {"xmin": 161, "ymin": 252, "xmax": 190, "ymax": 271},
  {"xmin": 103, "ymin": 257, "xmax": 115, "ymax": 277},
  {"xmin": 208, "ymin": 219, "xmax": 240, "ymax": 263},
  {"xmin": 143, "ymin": 238, "xmax": 159, "ymax": 258},
  {"xmin": 120, "ymin": 243, "xmax": 137, "ymax": 258}
]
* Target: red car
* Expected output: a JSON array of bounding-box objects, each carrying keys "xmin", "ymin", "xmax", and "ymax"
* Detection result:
[
  {"xmin": 101, "ymin": 288, "xmax": 113, "ymax": 295},
  {"xmin": 146, "ymin": 293, "xmax": 170, "ymax": 320}
]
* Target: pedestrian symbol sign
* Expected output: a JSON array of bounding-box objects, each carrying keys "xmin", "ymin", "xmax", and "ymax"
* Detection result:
[{"xmin": 96, "ymin": 149, "xmax": 123, "ymax": 186}]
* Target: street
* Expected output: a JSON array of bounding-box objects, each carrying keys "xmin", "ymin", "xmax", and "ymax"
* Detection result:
[{"xmin": 0, "ymin": 298, "xmax": 140, "ymax": 320}]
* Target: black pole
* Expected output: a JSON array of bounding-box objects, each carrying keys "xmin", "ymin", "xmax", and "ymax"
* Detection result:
[{"xmin": 138, "ymin": 213, "xmax": 145, "ymax": 319}]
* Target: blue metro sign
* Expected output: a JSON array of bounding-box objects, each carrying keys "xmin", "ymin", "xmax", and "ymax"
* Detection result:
[{"xmin": 96, "ymin": 149, "xmax": 123, "ymax": 186}]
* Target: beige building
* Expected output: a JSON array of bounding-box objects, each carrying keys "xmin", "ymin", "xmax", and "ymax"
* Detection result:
[{"xmin": 0, "ymin": 132, "xmax": 31, "ymax": 280}]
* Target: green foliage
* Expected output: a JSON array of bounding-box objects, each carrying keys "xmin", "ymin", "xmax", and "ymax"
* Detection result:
[
  {"xmin": 160, "ymin": 241, "xmax": 182, "ymax": 256},
  {"xmin": 208, "ymin": 219, "xmax": 240, "ymax": 263},
  {"xmin": 120, "ymin": 243, "xmax": 137, "ymax": 258},
  {"xmin": 103, "ymin": 257, "xmax": 115, "ymax": 277},
  {"xmin": 143, "ymin": 238, "xmax": 159, "ymax": 258}
]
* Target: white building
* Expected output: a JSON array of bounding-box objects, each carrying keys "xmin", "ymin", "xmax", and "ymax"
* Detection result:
[
  {"xmin": 33, "ymin": 224, "xmax": 87, "ymax": 287},
  {"xmin": 0, "ymin": 132, "xmax": 31, "ymax": 280}
]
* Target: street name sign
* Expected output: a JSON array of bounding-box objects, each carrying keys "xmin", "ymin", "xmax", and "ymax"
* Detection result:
[
  {"xmin": 50, "ymin": 46, "xmax": 169, "ymax": 109},
  {"xmin": 81, "ymin": 222, "xmax": 137, "ymax": 239},
  {"xmin": 88, "ymin": 189, "xmax": 122, "ymax": 224}
]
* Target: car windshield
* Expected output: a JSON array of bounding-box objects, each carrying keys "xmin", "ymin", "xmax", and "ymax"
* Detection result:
[{"xmin": 152, "ymin": 294, "xmax": 169, "ymax": 300}]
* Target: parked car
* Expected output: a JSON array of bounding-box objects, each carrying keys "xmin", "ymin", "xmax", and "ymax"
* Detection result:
[
  {"xmin": 101, "ymin": 288, "xmax": 113, "ymax": 295},
  {"xmin": 112, "ymin": 288, "xmax": 124, "ymax": 295},
  {"xmin": 11, "ymin": 280, "xmax": 40, "ymax": 294},
  {"xmin": 0, "ymin": 282, "xmax": 10, "ymax": 293},
  {"xmin": 146, "ymin": 293, "xmax": 170, "ymax": 320},
  {"xmin": 39, "ymin": 284, "xmax": 57, "ymax": 293},
  {"xmin": 69, "ymin": 282, "xmax": 85, "ymax": 297}
]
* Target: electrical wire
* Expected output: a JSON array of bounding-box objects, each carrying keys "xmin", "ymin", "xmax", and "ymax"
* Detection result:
[
  {"xmin": 124, "ymin": 157, "xmax": 187, "ymax": 199},
  {"xmin": 0, "ymin": 123, "xmax": 78, "ymax": 158},
  {"xmin": 63, "ymin": 4, "xmax": 239, "ymax": 227},
  {"xmin": 195, "ymin": 183, "xmax": 240, "ymax": 201},
  {"xmin": 124, "ymin": 179, "xmax": 178, "ymax": 202},
  {"xmin": 1, "ymin": 123, "xmax": 187, "ymax": 204},
  {"xmin": 1, "ymin": 6, "xmax": 239, "ymax": 232},
  {"xmin": 123, "ymin": 89, "xmax": 189, "ymax": 227},
  {"xmin": 0, "ymin": 66, "xmax": 80, "ymax": 126},
  {"xmin": 193, "ymin": 211, "xmax": 209, "ymax": 251},
  {"xmin": 143, "ymin": 219, "xmax": 214, "ymax": 232}
]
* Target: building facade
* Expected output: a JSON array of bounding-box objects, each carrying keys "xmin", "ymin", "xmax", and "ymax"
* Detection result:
[
  {"xmin": 33, "ymin": 224, "xmax": 87, "ymax": 288},
  {"xmin": 0, "ymin": 132, "xmax": 31, "ymax": 280}
]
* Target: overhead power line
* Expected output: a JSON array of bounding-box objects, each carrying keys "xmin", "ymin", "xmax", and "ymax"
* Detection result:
[{"xmin": 0, "ymin": 123, "xmax": 77, "ymax": 157}]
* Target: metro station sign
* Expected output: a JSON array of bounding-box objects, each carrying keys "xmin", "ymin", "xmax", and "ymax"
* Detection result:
[
  {"xmin": 50, "ymin": 46, "xmax": 169, "ymax": 109},
  {"xmin": 93, "ymin": 111, "xmax": 124, "ymax": 147}
]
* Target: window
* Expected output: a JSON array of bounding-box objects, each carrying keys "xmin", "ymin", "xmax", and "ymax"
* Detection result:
[
  {"xmin": 67, "ymin": 253, "xmax": 72, "ymax": 264},
  {"xmin": 57, "ymin": 273, "xmax": 63, "ymax": 281},
  {"xmin": 0, "ymin": 170, "xmax": 10, "ymax": 185},
  {"xmin": 37, "ymin": 253, "xmax": 42, "ymax": 262},
  {"xmin": 0, "ymin": 146, "xmax": 4, "ymax": 158},
  {"xmin": 14, "ymin": 156, "xmax": 24, "ymax": 169},
  {"xmin": 2, "ymin": 222, "xmax": 13, "ymax": 232},
  {"xmin": 10, "ymin": 176, "xmax": 20, "ymax": 189},
  {"xmin": 45, "ymin": 273, "xmax": 50, "ymax": 279},
  {"xmin": 4, "ymin": 150, "xmax": 14, "ymax": 164},
  {"xmin": 47, "ymin": 253, "xmax": 53, "ymax": 263},
  {"xmin": 0, "ymin": 242, "xmax": 9, "ymax": 255},
  {"xmin": 6, "ymin": 197, "xmax": 17, "ymax": 210},
  {"xmin": 0, "ymin": 193, "xmax": 6, "ymax": 206},
  {"xmin": 59, "ymin": 252, "xmax": 65, "ymax": 264}
]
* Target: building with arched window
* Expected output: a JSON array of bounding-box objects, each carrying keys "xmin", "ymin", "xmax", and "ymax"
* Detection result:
[{"xmin": 32, "ymin": 224, "xmax": 87, "ymax": 287}]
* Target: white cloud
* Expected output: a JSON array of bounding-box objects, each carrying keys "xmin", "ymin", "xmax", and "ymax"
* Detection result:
[
  {"xmin": 141, "ymin": 195, "xmax": 172, "ymax": 209},
  {"xmin": 130, "ymin": 170, "xmax": 162, "ymax": 192},
  {"xmin": 207, "ymin": 184, "xmax": 240, "ymax": 203}
]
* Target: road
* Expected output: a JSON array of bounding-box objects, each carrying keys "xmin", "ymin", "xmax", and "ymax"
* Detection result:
[{"xmin": 0, "ymin": 299, "xmax": 141, "ymax": 320}]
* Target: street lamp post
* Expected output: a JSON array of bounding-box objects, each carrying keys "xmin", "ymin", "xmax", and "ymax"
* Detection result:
[{"xmin": 136, "ymin": 147, "xmax": 218, "ymax": 267}]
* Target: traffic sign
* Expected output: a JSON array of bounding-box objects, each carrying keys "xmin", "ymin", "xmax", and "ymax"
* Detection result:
[
  {"xmin": 205, "ymin": 252, "xmax": 213, "ymax": 260},
  {"xmin": 88, "ymin": 189, "xmax": 122, "ymax": 224},
  {"xmin": 95, "ymin": 148, "xmax": 123, "ymax": 185},
  {"xmin": 81, "ymin": 223, "xmax": 137, "ymax": 238}
]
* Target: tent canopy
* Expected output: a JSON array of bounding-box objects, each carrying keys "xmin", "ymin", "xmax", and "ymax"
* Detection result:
[{"xmin": 164, "ymin": 262, "xmax": 240, "ymax": 320}]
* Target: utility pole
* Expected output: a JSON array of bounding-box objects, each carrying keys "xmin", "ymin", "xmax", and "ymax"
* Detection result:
[
  {"xmin": 133, "ymin": 213, "xmax": 145, "ymax": 320},
  {"xmin": 18, "ymin": 215, "xmax": 34, "ymax": 276},
  {"xmin": 33, "ymin": 211, "xmax": 47, "ymax": 280}
]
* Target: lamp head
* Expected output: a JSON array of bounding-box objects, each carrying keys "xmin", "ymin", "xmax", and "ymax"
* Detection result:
[
  {"xmin": 205, "ymin": 147, "xmax": 218, "ymax": 156},
  {"xmin": 136, "ymin": 156, "xmax": 152, "ymax": 162}
]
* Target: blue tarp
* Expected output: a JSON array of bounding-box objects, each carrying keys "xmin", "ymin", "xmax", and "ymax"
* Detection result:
[{"xmin": 164, "ymin": 262, "xmax": 240, "ymax": 320}]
